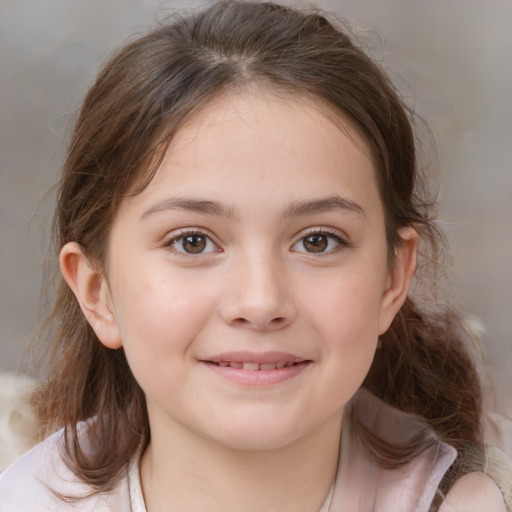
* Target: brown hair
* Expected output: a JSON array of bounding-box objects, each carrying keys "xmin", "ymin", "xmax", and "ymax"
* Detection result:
[{"xmin": 31, "ymin": 0, "xmax": 484, "ymax": 506}]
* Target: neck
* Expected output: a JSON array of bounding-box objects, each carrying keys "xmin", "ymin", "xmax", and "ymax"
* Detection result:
[{"xmin": 140, "ymin": 411, "xmax": 342, "ymax": 512}]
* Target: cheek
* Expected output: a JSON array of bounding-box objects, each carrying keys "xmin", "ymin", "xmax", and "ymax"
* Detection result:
[
  {"xmin": 109, "ymin": 267, "xmax": 218, "ymax": 363},
  {"xmin": 312, "ymin": 283, "xmax": 381, "ymax": 404},
  {"xmin": 302, "ymin": 268, "xmax": 384, "ymax": 361},
  {"xmin": 109, "ymin": 277, "xmax": 216, "ymax": 402}
]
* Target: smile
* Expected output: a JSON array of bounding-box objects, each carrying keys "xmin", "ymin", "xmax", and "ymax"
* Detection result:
[
  {"xmin": 213, "ymin": 361, "xmax": 300, "ymax": 371},
  {"xmin": 201, "ymin": 353, "xmax": 311, "ymax": 385}
]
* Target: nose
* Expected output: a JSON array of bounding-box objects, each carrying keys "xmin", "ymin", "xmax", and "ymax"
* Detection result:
[{"xmin": 219, "ymin": 252, "xmax": 296, "ymax": 331}]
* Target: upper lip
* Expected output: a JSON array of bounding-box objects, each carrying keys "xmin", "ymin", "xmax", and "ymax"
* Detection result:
[{"xmin": 203, "ymin": 351, "xmax": 307, "ymax": 365}]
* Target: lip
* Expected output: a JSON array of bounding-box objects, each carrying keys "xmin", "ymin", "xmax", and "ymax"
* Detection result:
[
  {"xmin": 200, "ymin": 351, "xmax": 311, "ymax": 386},
  {"xmin": 205, "ymin": 351, "xmax": 306, "ymax": 365}
]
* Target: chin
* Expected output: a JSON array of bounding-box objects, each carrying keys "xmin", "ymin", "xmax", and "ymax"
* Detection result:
[
  {"xmin": 217, "ymin": 432, "xmax": 302, "ymax": 452},
  {"xmin": 202, "ymin": 417, "xmax": 307, "ymax": 452}
]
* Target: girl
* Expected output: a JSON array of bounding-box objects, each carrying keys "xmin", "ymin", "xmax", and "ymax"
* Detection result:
[{"xmin": 0, "ymin": 1, "xmax": 508, "ymax": 510}]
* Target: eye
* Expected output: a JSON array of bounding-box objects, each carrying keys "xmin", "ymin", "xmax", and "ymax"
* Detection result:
[
  {"xmin": 167, "ymin": 232, "xmax": 220, "ymax": 255},
  {"xmin": 292, "ymin": 231, "xmax": 345, "ymax": 253}
]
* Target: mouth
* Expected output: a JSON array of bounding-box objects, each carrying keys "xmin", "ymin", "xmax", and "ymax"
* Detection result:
[
  {"xmin": 209, "ymin": 361, "xmax": 303, "ymax": 371},
  {"xmin": 201, "ymin": 352, "xmax": 311, "ymax": 385}
]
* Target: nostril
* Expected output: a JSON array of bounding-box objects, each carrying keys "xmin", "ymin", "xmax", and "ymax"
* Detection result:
[
  {"xmin": 228, "ymin": 316, "xmax": 288, "ymax": 330},
  {"xmin": 232, "ymin": 317, "xmax": 250, "ymax": 326}
]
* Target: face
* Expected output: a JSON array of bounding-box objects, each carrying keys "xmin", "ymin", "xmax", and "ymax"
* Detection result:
[{"xmin": 86, "ymin": 90, "xmax": 414, "ymax": 451}]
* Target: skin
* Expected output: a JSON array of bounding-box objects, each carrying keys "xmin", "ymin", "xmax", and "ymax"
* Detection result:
[
  {"xmin": 438, "ymin": 472, "xmax": 506, "ymax": 512},
  {"xmin": 61, "ymin": 89, "xmax": 420, "ymax": 511}
]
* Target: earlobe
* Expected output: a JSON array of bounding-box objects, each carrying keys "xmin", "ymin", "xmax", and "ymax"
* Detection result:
[
  {"xmin": 59, "ymin": 242, "xmax": 123, "ymax": 349},
  {"xmin": 378, "ymin": 227, "xmax": 418, "ymax": 334}
]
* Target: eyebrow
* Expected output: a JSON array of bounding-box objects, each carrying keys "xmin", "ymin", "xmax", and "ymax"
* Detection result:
[
  {"xmin": 282, "ymin": 196, "xmax": 366, "ymax": 219},
  {"xmin": 142, "ymin": 197, "xmax": 236, "ymax": 219},
  {"xmin": 141, "ymin": 194, "xmax": 365, "ymax": 220}
]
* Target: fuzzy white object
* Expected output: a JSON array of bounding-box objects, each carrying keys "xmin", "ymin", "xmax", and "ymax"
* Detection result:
[{"xmin": 0, "ymin": 372, "xmax": 39, "ymax": 473}]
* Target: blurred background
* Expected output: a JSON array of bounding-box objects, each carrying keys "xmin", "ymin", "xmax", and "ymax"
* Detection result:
[{"xmin": 1, "ymin": 0, "xmax": 511, "ymax": 403}]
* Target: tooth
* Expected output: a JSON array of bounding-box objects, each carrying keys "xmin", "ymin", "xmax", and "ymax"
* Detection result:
[
  {"xmin": 218, "ymin": 362, "xmax": 228, "ymax": 367},
  {"xmin": 243, "ymin": 362, "xmax": 260, "ymax": 371},
  {"xmin": 229, "ymin": 362, "xmax": 243, "ymax": 369},
  {"xmin": 260, "ymin": 363, "xmax": 277, "ymax": 370},
  {"xmin": 276, "ymin": 362, "xmax": 286, "ymax": 369},
  {"xmin": 285, "ymin": 361, "xmax": 295, "ymax": 367}
]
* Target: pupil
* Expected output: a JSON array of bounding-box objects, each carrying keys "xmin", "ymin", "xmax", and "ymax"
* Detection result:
[
  {"xmin": 183, "ymin": 235, "xmax": 206, "ymax": 253},
  {"xmin": 304, "ymin": 235, "xmax": 327, "ymax": 252}
]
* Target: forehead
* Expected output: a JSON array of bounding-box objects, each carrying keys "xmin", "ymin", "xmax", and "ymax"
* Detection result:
[
  {"xmin": 170, "ymin": 88, "xmax": 373, "ymax": 164},
  {"xmin": 122, "ymin": 88, "xmax": 381, "ymax": 219}
]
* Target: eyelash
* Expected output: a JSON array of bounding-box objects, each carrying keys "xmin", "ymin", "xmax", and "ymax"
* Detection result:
[
  {"xmin": 291, "ymin": 228, "xmax": 348, "ymax": 255},
  {"xmin": 164, "ymin": 229, "xmax": 221, "ymax": 256},
  {"xmin": 164, "ymin": 227, "xmax": 348, "ymax": 256}
]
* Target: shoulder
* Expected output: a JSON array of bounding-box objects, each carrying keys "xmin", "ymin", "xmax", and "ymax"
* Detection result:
[
  {"xmin": 0, "ymin": 427, "xmax": 131, "ymax": 511},
  {"xmin": 0, "ymin": 429, "xmax": 66, "ymax": 510},
  {"xmin": 438, "ymin": 472, "xmax": 507, "ymax": 512}
]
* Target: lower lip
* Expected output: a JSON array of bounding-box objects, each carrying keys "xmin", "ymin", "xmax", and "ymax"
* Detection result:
[{"xmin": 202, "ymin": 361, "xmax": 311, "ymax": 386}]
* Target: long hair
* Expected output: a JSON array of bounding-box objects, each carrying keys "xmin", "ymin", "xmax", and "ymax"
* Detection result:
[{"xmin": 31, "ymin": 0, "xmax": 484, "ymax": 505}]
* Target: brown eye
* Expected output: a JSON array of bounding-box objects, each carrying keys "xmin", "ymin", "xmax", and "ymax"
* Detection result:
[
  {"xmin": 303, "ymin": 234, "xmax": 328, "ymax": 252},
  {"xmin": 182, "ymin": 235, "xmax": 207, "ymax": 253},
  {"xmin": 292, "ymin": 231, "xmax": 345, "ymax": 254},
  {"xmin": 168, "ymin": 232, "xmax": 219, "ymax": 255}
]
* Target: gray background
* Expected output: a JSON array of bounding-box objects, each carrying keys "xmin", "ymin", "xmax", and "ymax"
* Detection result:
[{"xmin": 1, "ymin": 1, "xmax": 511, "ymax": 401}]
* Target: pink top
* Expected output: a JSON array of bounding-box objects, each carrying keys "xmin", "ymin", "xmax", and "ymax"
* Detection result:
[{"xmin": 0, "ymin": 388, "xmax": 456, "ymax": 511}]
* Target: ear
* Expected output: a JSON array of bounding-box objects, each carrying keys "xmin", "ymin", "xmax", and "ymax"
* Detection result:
[
  {"xmin": 378, "ymin": 227, "xmax": 418, "ymax": 335},
  {"xmin": 59, "ymin": 242, "xmax": 123, "ymax": 349}
]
